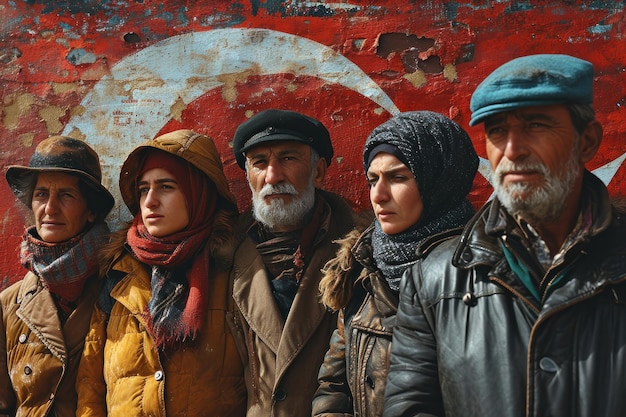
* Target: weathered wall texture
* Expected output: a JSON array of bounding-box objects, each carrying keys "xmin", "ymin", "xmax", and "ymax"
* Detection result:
[{"xmin": 1, "ymin": 1, "xmax": 625, "ymax": 288}]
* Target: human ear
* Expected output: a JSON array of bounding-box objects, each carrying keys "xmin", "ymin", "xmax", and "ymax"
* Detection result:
[
  {"xmin": 312, "ymin": 157, "xmax": 327, "ymax": 188},
  {"xmin": 579, "ymin": 120, "xmax": 603, "ymax": 164}
]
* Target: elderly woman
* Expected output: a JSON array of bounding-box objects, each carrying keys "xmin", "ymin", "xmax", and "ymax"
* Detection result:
[
  {"xmin": 312, "ymin": 111, "xmax": 479, "ymax": 417},
  {"xmin": 75, "ymin": 129, "xmax": 246, "ymax": 417},
  {"xmin": 0, "ymin": 136, "xmax": 114, "ymax": 417}
]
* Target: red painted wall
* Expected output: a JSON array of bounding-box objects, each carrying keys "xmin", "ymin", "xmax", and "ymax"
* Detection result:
[{"xmin": 1, "ymin": 1, "xmax": 625, "ymax": 289}]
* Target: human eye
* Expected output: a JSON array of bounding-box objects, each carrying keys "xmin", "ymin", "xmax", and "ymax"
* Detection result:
[
  {"xmin": 138, "ymin": 186, "xmax": 149, "ymax": 195},
  {"xmin": 366, "ymin": 176, "xmax": 378, "ymax": 187},
  {"xmin": 250, "ymin": 158, "xmax": 267, "ymax": 168},
  {"xmin": 280, "ymin": 153, "xmax": 301, "ymax": 163},
  {"xmin": 61, "ymin": 191, "xmax": 77, "ymax": 200},
  {"xmin": 485, "ymin": 125, "xmax": 505, "ymax": 137},
  {"xmin": 392, "ymin": 174, "xmax": 410, "ymax": 183},
  {"xmin": 527, "ymin": 120, "xmax": 549, "ymax": 130},
  {"xmin": 32, "ymin": 189, "xmax": 48, "ymax": 199}
]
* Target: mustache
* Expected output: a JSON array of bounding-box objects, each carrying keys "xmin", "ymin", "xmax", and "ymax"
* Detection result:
[
  {"xmin": 258, "ymin": 182, "xmax": 298, "ymax": 198},
  {"xmin": 495, "ymin": 158, "xmax": 549, "ymax": 179}
]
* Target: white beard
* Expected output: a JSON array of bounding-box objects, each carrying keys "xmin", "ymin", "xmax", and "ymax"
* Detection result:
[
  {"xmin": 493, "ymin": 145, "xmax": 580, "ymax": 223},
  {"xmin": 250, "ymin": 176, "xmax": 316, "ymax": 231}
]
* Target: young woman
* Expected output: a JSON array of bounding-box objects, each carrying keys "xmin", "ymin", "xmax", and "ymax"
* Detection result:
[
  {"xmin": 312, "ymin": 111, "xmax": 479, "ymax": 417},
  {"xmin": 75, "ymin": 130, "xmax": 246, "ymax": 417},
  {"xmin": 1, "ymin": 136, "xmax": 114, "ymax": 417}
]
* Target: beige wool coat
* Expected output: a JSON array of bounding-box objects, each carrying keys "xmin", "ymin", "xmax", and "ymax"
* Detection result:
[{"xmin": 230, "ymin": 190, "xmax": 355, "ymax": 417}]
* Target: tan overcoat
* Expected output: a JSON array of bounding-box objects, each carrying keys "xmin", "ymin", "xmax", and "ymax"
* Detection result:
[{"xmin": 231, "ymin": 190, "xmax": 355, "ymax": 417}]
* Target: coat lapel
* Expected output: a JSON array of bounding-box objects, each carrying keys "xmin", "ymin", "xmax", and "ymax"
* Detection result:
[
  {"xmin": 274, "ymin": 244, "xmax": 331, "ymax": 382},
  {"xmin": 232, "ymin": 237, "xmax": 284, "ymax": 353},
  {"xmin": 16, "ymin": 272, "xmax": 67, "ymax": 362}
]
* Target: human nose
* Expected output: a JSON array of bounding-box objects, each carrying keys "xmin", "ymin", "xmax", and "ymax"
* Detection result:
[
  {"xmin": 44, "ymin": 194, "xmax": 60, "ymax": 215},
  {"xmin": 264, "ymin": 159, "xmax": 284, "ymax": 185},
  {"xmin": 370, "ymin": 180, "xmax": 389, "ymax": 205},
  {"xmin": 142, "ymin": 188, "xmax": 159, "ymax": 208},
  {"xmin": 502, "ymin": 127, "xmax": 530, "ymax": 162}
]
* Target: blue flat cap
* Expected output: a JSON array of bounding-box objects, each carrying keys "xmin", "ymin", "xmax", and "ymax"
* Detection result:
[
  {"xmin": 469, "ymin": 54, "xmax": 594, "ymax": 126},
  {"xmin": 232, "ymin": 109, "xmax": 333, "ymax": 169}
]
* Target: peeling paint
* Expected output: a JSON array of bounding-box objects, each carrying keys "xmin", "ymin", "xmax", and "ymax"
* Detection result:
[
  {"xmin": 18, "ymin": 133, "xmax": 34, "ymax": 147},
  {"xmin": 403, "ymin": 69, "xmax": 427, "ymax": 88},
  {"xmin": 170, "ymin": 96, "xmax": 187, "ymax": 122},
  {"xmin": 38, "ymin": 105, "xmax": 65, "ymax": 134},
  {"xmin": 1, "ymin": 0, "xmax": 625, "ymax": 289},
  {"xmin": 3, "ymin": 93, "xmax": 37, "ymax": 129},
  {"xmin": 443, "ymin": 63, "xmax": 457, "ymax": 82},
  {"xmin": 52, "ymin": 82, "xmax": 78, "ymax": 94}
]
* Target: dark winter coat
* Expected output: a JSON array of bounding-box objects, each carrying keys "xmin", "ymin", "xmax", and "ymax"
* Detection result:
[
  {"xmin": 313, "ymin": 224, "xmax": 398, "ymax": 417},
  {"xmin": 384, "ymin": 173, "xmax": 626, "ymax": 417}
]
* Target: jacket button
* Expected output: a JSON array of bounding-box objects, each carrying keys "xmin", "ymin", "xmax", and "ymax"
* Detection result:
[
  {"xmin": 24, "ymin": 365, "xmax": 32, "ymax": 375},
  {"xmin": 462, "ymin": 292, "xmax": 477, "ymax": 306},
  {"xmin": 18, "ymin": 334, "xmax": 27, "ymax": 343},
  {"xmin": 539, "ymin": 357, "xmax": 559, "ymax": 373},
  {"xmin": 272, "ymin": 389, "xmax": 287, "ymax": 401},
  {"xmin": 460, "ymin": 250, "xmax": 473, "ymax": 263},
  {"xmin": 154, "ymin": 370, "xmax": 164, "ymax": 381},
  {"xmin": 365, "ymin": 375, "xmax": 375, "ymax": 389}
]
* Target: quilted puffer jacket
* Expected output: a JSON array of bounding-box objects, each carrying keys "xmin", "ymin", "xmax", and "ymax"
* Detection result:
[{"xmin": 75, "ymin": 222, "xmax": 246, "ymax": 417}]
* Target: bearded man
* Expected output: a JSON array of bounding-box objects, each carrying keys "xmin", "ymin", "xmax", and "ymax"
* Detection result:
[
  {"xmin": 229, "ymin": 109, "xmax": 356, "ymax": 417},
  {"xmin": 383, "ymin": 54, "xmax": 626, "ymax": 417}
]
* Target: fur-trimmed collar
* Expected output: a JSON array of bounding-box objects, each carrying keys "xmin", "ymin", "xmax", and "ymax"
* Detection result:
[{"xmin": 319, "ymin": 212, "xmax": 373, "ymax": 311}]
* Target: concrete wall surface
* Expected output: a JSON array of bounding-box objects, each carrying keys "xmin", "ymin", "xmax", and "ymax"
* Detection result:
[{"xmin": 1, "ymin": 0, "xmax": 625, "ymax": 288}]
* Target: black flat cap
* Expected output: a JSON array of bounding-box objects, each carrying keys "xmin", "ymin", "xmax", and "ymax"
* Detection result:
[{"xmin": 232, "ymin": 109, "xmax": 333, "ymax": 169}]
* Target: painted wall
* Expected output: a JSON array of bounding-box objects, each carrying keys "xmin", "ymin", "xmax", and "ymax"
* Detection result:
[{"xmin": 1, "ymin": 0, "xmax": 625, "ymax": 289}]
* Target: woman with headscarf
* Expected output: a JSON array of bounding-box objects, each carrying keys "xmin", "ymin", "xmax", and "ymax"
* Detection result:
[
  {"xmin": 312, "ymin": 111, "xmax": 479, "ymax": 417},
  {"xmin": 75, "ymin": 130, "xmax": 246, "ymax": 417},
  {"xmin": 0, "ymin": 136, "xmax": 114, "ymax": 417}
]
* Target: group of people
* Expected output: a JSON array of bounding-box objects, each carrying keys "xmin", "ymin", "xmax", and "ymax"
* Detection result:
[{"xmin": 0, "ymin": 53, "xmax": 624, "ymax": 417}]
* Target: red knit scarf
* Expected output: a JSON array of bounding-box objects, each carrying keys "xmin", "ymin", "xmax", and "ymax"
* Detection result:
[{"xmin": 127, "ymin": 152, "xmax": 217, "ymax": 350}]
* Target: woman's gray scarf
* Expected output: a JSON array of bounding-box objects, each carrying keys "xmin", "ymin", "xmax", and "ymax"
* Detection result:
[
  {"xmin": 372, "ymin": 200, "xmax": 475, "ymax": 291},
  {"xmin": 364, "ymin": 111, "xmax": 479, "ymax": 291}
]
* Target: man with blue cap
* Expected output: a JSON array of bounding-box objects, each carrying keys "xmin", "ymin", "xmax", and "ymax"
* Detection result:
[{"xmin": 384, "ymin": 54, "xmax": 626, "ymax": 417}]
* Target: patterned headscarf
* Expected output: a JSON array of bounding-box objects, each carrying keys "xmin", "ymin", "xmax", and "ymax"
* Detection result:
[{"xmin": 363, "ymin": 111, "xmax": 479, "ymax": 290}]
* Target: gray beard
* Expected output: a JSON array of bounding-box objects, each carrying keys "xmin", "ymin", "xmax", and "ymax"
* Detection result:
[
  {"xmin": 493, "ymin": 146, "xmax": 580, "ymax": 223},
  {"xmin": 251, "ymin": 180, "xmax": 316, "ymax": 231}
]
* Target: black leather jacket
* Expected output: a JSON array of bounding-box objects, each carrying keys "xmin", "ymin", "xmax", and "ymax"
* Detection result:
[
  {"xmin": 313, "ymin": 225, "xmax": 399, "ymax": 417},
  {"xmin": 384, "ymin": 173, "xmax": 626, "ymax": 417}
]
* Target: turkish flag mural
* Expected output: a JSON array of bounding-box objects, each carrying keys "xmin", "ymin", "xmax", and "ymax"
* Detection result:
[{"xmin": 1, "ymin": 1, "xmax": 625, "ymax": 288}]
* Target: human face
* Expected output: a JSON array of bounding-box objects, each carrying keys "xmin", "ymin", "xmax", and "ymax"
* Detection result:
[
  {"xmin": 367, "ymin": 153, "xmax": 423, "ymax": 235},
  {"xmin": 138, "ymin": 168, "xmax": 189, "ymax": 237},
  {"xmin": 32, "ymin": 172, "xmax": 96, "ymax": 243},
  {"xmin": 245, "ymin": 141, "xmax": 326, "ymax": 231},
  {"xmin": 485, "ymin": 105, "xmax": 585, "ymax": 221}
]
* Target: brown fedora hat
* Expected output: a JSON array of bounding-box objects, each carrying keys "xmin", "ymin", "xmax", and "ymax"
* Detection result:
[{"xmin": 5, "ymin": 135, "xmax": 114, "ymax": 215}]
